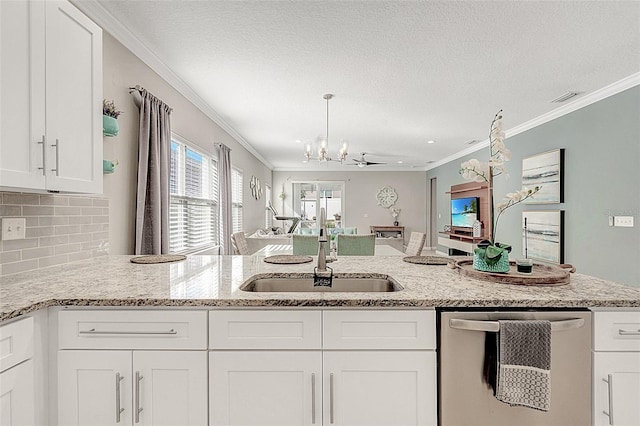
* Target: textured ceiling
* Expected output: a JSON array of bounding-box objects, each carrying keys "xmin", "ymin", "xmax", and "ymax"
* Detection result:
[{"xmin": 93, "ymin": 0, "xmax": 640, "ymax": 171}]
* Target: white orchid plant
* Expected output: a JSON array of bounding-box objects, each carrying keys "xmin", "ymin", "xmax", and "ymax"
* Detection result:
[{"xmin": 459, "ymin": 110, "xmax": 540, "ymax": 265}]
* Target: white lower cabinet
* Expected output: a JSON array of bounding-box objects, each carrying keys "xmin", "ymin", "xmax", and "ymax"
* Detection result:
[
  {"xmin": 593, "ymin": 353, "xmax": 640, "ymax": 426},
  {"xmin": 0, "ymin": 359, "xmax": 36, "ymax": 426},
  {"xmin": 58, "ymin": 350, "xmax": 207, "ymax": 426},
  {"xmin": 209, "ymin": 309, "xmax": 437, "ymax": 426},
  {"xmin": 323, "ymin": 351, "xmax": 436, "ymax": 426},
  {"xmin": 0, "ymin": 317, "xmax": 35, "ymax": 426},
  {"xmin": 592, "ymin": 310, "xmax": 640, "ymax": 426},
  {"xmin": 210, "ymin": 351, "xmax": 322, "ymax": 425},
  {"xmin": 209, "ymin": 350, "xmax": 435, "ymax": 426}
]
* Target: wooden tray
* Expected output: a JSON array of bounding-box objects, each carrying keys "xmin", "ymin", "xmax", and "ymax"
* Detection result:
[
  {"xmin": 263, "ymin": 255, "xmax": 313, "ymax": 264},
  {"xmin": 449, "ymin": 260, "xmax": 574, "ymax": 286}
]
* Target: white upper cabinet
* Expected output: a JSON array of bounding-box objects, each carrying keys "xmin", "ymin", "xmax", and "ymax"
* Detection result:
[{"xmin": 0, "ymin": 0, "xmax": 102, "ymax": 194}]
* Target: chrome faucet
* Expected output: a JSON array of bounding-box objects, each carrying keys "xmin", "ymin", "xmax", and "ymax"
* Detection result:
[{"xmin": 316, "ymin": 207, "xmax": 328, "ymax": 272}]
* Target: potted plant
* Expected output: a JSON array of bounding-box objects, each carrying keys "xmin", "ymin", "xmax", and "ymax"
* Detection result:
[
  {"xmin": 103, "ymin": 99, "xmax": 123, "ymax": 136},
  {"xmin": 459, "ymin": 111, "xmax": 540, "ymax": 272}
]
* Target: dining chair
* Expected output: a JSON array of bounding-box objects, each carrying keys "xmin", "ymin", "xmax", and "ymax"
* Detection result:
[
  {"xmin": 336, "ymin": 234, "xmax": 375, "ymax": 256},
  {"xmin": 231, "ymin": 232, "xmax": 250, "ymax": 255},
  {"xmin": 292, "ymin": 234, "xmax": 329, "ymax": 256},
  {"xmin": 405, "ymin": 232, "xmax": 426, "ymax": 256}
]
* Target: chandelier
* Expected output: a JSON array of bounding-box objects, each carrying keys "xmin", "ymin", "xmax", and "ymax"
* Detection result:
[{"xmin": 303, "ymin": 94, "xmax": 348, "ymax": 163}]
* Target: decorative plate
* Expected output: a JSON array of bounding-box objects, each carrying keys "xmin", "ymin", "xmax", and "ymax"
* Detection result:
[
  {"xmin": 130, "ymin": 255, "xmax": 187, "ymax": 264},
  {"xmin": 403, "ymin": 256, "xmax": 451, "ymax": 265},
  {"xmin": 264, "ymin": 255, "xmax": 313, "ymax": 264},
  {"xmin": 376, "ymin": 186, "xmax": 398, "ymax": 208}
]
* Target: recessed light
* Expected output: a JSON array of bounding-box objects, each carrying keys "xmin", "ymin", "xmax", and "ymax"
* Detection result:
[
  {"xmin": 397, "ymin": 160, "xmax": 403, "ymax": 164},
  {"xmin": 427, "ymin": 140, "xmax": 435, "ymax": 144},
  {"xmin": 295, "ymin": 139, "xmax": 302, "ymax": 144}
]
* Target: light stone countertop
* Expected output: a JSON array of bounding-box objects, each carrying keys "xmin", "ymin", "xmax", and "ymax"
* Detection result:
[{"xmin": 1, "ymin": 255, "xmax": 639, "ymax": 321}]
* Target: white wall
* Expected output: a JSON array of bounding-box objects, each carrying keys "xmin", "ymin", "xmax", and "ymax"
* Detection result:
[
  {"xmin": 102, "ymin": 33, "xmax": 272, "ymax": 254},
  {"xmin": 272, "ymin": 171, "xmax": 427, "ymax": 243}
]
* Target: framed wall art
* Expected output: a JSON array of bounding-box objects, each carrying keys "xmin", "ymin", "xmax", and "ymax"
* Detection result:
[
  {"xmin": 522, "ymin": 148, "xmax": 564, "ymax": 203},
  {"xmin": 522, "ymin": 210, "xmax": 564, "ymax": 264}
]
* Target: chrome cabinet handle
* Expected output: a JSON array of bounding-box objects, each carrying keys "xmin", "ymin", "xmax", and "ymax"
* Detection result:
[
  {"xmin": 330, "ymin": 373, "xmax": 335, "ymax": 424},
  {"xmin": 602, "ymin": 375, "xmax": 614, "ymax": 425},
  {"xmin": 51, "ymin": 138, "xmax": 59, "ymax": 175},
  {"xmin": 37, "ymin": 135, "xmax": 46, "ymax": 175},
  {"xmin": 135, "ymin": 371, "xmax": 144, "ymax": 423},
  {"xmin": 619, "ymin": 328, "xmax": 640, "ymax": 336},
  {"xmin": 115, "ymin": 373, "xmax": 124, "ymax": 423},
  {"xmin": 311, "ymin": 373, "xmax": 316, "ymax": 424},
  {"xmin": 79, "ymin": 328, "xmax": 177, "ymax": 335}
]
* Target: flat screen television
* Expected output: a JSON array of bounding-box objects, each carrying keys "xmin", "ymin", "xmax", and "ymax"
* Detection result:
[{"xmin": 451, "ymin": 197, "xmax": 480, "ymax": 228}]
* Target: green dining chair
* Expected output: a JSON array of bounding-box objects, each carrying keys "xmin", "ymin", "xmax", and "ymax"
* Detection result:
[
  {"xmin": 292, "ymin": 234, "xmax": 329, "ymax": 256},
  {"xmin": 336, "ymin": 234, "xmax": 375, "ymax": 256}
]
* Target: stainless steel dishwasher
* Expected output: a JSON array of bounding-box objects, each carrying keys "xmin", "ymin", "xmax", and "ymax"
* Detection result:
[{"xmin": 439, "ymin": 310, "xmax": 592, "ymax": 426}]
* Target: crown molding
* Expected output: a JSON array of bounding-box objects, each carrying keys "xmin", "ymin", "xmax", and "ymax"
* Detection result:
[
  {"xmin": 426, "ymin": 72, "xmax": 640, "ymax": 171},
  {"xmin": 71, "ymin": 0, "xmax": 273, "ymax": 170}
]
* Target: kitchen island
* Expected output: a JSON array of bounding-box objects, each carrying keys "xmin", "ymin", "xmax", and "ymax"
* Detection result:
[
  {"xmin": 1, "ymin": 255, "xmax": 639, "ymax": 426},
  {"xmin": 2, "ymin": 254, "xmax": 639, "ymax": 321}
]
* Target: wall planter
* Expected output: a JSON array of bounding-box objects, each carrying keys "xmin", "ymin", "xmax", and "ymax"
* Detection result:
[
  {"xmin": 103, "ymin": 160, "xmax": 117, "ymax": 174},
  {"xmin": 103, "ymin": 114, "xmax": 119, "ymax": 137}
]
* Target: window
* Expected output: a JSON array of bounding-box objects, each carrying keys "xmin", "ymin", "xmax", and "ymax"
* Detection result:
[
  {"xmin": 292, "ymin": 181, "xmax": 344, "ymax": 231},
  {"xmin": 169, "ymin": 136, "xmax": 218, "ymax": 253},
  {"xmin": 231, "ymin": 167, "xmax": 243, "ymax": 233}
]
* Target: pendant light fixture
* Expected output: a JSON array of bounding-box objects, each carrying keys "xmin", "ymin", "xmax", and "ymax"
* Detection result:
[{"xmin": 303, "ymin": 94, "xmax": 348, "ymax": 164}]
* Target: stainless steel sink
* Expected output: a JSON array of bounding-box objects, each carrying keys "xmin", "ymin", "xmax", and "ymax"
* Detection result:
[{"xmin": 240, "ymin": 274, "xmax": 403, "ymax": 293}]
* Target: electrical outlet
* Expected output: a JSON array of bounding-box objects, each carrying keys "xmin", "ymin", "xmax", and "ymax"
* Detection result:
[
  {"xmin": 1, "ymin": 217, "xmax": 26, "ymax": 240},
  {"xmin": 613, "ymin": 216, "xmax": 634, "ymax": 227}
]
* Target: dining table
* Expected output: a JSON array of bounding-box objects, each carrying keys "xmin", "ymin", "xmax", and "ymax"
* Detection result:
[{"xmin": 253, "ymin": 243, "xmax": 407, "ymax": 257}]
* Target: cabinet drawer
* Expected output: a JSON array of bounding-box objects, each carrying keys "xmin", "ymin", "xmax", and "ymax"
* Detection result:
[
  {"xmin": 0, "ymin": 317, "xmax": 34, "ymax": 372},
  {"xmin": 594, "ymin": 311, "xmax": 640, "ymax": 351},
  {"xmin": 323, "ymin": 310, "xmax": 436, "ymax": 349},
  {"xmin": 210, "ymin": 310, "xmax": 322, "ymax": 349},
  {"xmin": 58, "ymin": 310, "xmax": 207, "ymax": 350}
]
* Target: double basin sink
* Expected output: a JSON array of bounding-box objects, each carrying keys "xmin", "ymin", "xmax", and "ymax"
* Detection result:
[{"xmin": 241, "ymin": 274, "xmax": 403, "ymax": 293}]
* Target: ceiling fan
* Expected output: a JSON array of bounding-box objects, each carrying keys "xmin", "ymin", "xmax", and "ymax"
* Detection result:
[{"xmin": 349, "ymin": 152, "xmax": 387, "ymax": 168}]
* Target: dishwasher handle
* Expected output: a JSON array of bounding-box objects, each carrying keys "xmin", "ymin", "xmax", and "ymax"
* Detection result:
[{"xmin": 449, "ymin": 317, "xmax": 585, "ymax": 332}]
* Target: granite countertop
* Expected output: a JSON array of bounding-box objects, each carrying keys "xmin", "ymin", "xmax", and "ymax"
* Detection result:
[{"xmin": 1, "ymin": 255, "xmax": 639, "ymax": 321}]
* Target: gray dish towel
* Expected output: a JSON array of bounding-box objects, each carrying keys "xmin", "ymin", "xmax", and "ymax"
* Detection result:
[{"xmin": 496, "ymin": 320, "xmax": 552, "ymax": 411}]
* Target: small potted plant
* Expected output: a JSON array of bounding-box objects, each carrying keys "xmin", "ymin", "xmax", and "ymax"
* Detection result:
[{"xmin": 103, "ymin": 99, "xmax": 123, "ymax": 136}]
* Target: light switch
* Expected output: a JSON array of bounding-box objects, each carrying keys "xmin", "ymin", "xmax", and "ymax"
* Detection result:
[
  {"xmin": 1, "ymin": 217, "xmax": 26, "ymax": 240},
  {"xmin": 613, "ymin": 216, "xmax": 634, "ymax": 227}
]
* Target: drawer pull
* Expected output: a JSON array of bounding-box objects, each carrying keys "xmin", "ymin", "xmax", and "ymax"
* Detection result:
[
  {"xmin": 602, "ymin": 375, "xmax": 614, "ymax": 425},
  {"xmin": 618, "ymin": 328, "xmax": 640, "ymax": 336},
  {"xmin": 80, "ymin": 328, "xmax": 178, "ymax": 335}
]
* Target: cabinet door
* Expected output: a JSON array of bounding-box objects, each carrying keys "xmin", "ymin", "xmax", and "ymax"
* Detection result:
[
  {"xmin": 594, "ymin": 352, "xmax": 640, "ymax": 426},
  {"xmin": 210, "ymin": 351, "xmax": 322, "ymax": 425},
  {"xmin": 44, "ymin": 0, "xmax": 102, "ymax": 193},
  {"xmin": 133, "ymin": 351, "xmax": 207, "ymax": 426},
  {"xmin": 0, "ymin": 359, "xmax": 35, "ymax": 426},
  {"xmin": 0, "ymin": 0, "xmax": 46, "ymax": 190},
  {"xmin": 58, "ymin": 350, "xmax": 132, "ymax": 426},
  {"xmin": 323, "ymin": 351, "xmax": 436, "ymax": 426}
]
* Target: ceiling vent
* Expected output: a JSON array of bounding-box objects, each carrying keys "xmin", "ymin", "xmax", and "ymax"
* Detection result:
[{"xmin": 551, "ymin": 91, "xmax": 580, "ymax": 103}]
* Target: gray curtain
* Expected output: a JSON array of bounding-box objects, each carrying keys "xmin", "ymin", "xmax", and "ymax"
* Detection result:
[
  {"xmin": 134, "ymin": 89, "xmax": 172, "ymax": 255},
  {"xmin": 218, "ymin": 143, "xmax": 233, "ymax": 255}
]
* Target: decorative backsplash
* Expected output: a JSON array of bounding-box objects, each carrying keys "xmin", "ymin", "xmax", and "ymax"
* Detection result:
[{"xmin": 0, "ymin": 192, "xmax": 109, "ymax": 276}]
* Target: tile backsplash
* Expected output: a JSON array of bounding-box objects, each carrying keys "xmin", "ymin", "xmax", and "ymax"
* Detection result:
[{"xmin": 0, "ymin": 192, "xmax": 109, "ymax": 276}]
